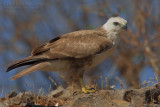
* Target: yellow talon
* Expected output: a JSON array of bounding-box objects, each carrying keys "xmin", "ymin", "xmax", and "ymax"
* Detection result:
[
  {"xmin": 73, "ymin": 79, "xmax": 95, "ymax": 95},
  {"xmin": 80, "ymin": 78, "xmax": 95, "ymax": 94},
  {"xmin": 82, "ymin": 87, "xmax": 95, "ymax": 93}
]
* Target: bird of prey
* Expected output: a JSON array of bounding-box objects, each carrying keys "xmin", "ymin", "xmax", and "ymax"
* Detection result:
[{"xmin": 6, "ymin": 16, "xmax": 127, "ymax": 93}]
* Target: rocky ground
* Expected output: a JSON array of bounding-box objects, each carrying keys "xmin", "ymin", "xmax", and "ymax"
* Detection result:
[{"xmin": 1, "ymin": 84, "xmax": 160, "ymax": 107}]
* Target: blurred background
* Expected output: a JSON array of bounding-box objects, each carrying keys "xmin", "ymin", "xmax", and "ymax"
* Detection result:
[{"xmin": 0, "ymin": 0, "xmax": 160, "ymax": 97}]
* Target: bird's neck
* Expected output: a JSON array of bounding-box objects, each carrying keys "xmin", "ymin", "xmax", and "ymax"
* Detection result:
[
  {"xmin": 101, "ymin": 26, "xmax": 120, "ymax": 46},
  {"xmin": 95, "ymin": 26, "xmax": 120, "ymax": 46},
  {"xmin": 107, "ymin": 31, "xmax": 120, "ymax": 46}
]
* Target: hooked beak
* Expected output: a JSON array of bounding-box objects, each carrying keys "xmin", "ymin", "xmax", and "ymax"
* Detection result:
[{"xmin": 121, "ymin": 22, "xmax": 127, "ymax": 30}]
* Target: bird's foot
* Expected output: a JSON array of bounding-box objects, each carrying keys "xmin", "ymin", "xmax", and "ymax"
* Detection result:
[
  {"xmin": 74, "ymin": 78, "xmax": 95, "ymax": 95},
  {"xmin": 82, "ymin": 87, "xmax": 95, "ymax": 93},
  {"xmin": 73, "ymin": 87, "xmax": 95, "ymax": 95}
]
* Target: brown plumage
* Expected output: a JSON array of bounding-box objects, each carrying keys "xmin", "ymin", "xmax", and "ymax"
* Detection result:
[
  {"xmin": 6, "ymin": 28, "xmax": 112, "ymax": 72},
  {"xmin": 6, "ymin": 17, "xmax": 127, "ymax": 89}
]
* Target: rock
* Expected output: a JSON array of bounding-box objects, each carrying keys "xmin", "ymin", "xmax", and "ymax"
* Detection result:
[
  {"xmin": 20, "ymin": 103, "xmax": 28, "ymax": 107},
  {"xmin": 112, "ymin": 100, "xmax": 134, "ymax": 107},
  {"xmin": 123, "ymin": 84, "xmax": 160, "ymax": 106},
  {"xmin": 5, "ymin": 92, "xmax": 17, "ymax": 100},
  {"xmin": 64, "ymin": 91, "xmax": 119, "ymax": 107},
  {"xmin": 0, "ymin": 98, "xmax": 6, "ymax": 102},
  {"xmin": 1, "ymin": 84, "xmax": 160, "ymax": 107},
  {"xmin": 0, "ymin": 99, "xmax": 10, "ymax": 107}
]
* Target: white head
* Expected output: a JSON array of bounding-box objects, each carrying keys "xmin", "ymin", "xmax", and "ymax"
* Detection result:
[{"xmin": 103, "ymin": 17, "xmax": 127, "ymax": 33}]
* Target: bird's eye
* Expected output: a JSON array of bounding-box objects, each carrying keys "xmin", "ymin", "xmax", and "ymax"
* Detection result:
[{"xmin": 113, "ymin": 22, "xmax": 119, "ymax": 26}]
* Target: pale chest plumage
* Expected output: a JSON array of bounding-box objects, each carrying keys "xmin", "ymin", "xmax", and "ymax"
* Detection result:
[{"xmin": 88, "ymin": 47, "xmax": 115, "ymax": 69}]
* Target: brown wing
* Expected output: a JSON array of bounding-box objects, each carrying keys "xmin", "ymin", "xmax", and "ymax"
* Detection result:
[{"xmin": 31, "ymin": 29, "xmax": 113, "ymax": 59}]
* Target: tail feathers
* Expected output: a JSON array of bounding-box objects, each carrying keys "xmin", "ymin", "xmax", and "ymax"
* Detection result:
[
  {"xmin": 10, "ymin": 62, "xmax": 49, "ymax": 80},
  {"xmin": 6, "ymin": 57, "xmax": 48, "ymax": 72}
]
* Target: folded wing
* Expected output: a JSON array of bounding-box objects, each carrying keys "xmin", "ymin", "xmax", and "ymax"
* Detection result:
[
  {"xmin": 32, "ymin": 30, "xmax": 113, "ymax": 59},
  {"xmin": 6, "ymin": 29, "xmax": 113, "ymax": 79}
]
